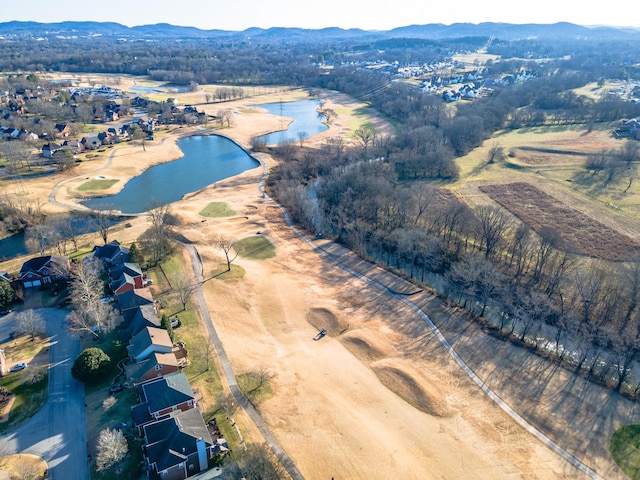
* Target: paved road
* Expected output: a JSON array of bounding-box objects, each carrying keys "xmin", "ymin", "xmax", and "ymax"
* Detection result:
[
  {"xmin": 0, "ymin": 310, "xmax": 16, "ymax": 344},
  {"xmin": 2, "ymin": 307, "xmax": 88, "ymax": 480}
]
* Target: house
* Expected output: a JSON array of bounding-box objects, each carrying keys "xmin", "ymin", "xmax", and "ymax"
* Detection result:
[
  {"xmin": 127, "ymin": 326, "xmax": 173, "ymax": 362},
  {"xmin": 19, "ymin": 255, "xmax": 70, "ymax": 288},
  {"xmin": 80, "ymin": 135, "xmax": 102, "ymax": 150},
  {"xmin": 116, "ymin": 288, "xmax": 154, "ymax": 314},
  {"xmin": 54, "ymin": 124, "xmax": 72, "ymax": 138},
  {"xmin": 120, "ymin": 304, "xmax": 161, "ymax": 342},
  {"xmin": 108, "ymin": 262, "xmax": 144, "ymax": 294},
  {"xmin": 126, "ymin": 351, "xmax": 180, "ymax": 384},
  {"xmin": 92, "ymin": 240, "xmax": 130, "ymax": 268},
  {"xmin": 142, "ymin": 408, "xmax": 215, "ymax": 480},
  {"xmin": 131, "ymin": 371, "xmax": 196, "ymax": 433},
  {"xmin": 41, "ymin": 143, "xmax": 62, "ymax": 158}
]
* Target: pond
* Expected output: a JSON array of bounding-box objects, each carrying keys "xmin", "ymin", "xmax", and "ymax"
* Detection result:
[
  {"xmin": 256, "ymin": 99, "xmax": 328, "ymax": 145},
  {"xmin": 81, "ymin": 135, "xmax": 260, "ymax": 214},
  {"xmin": 0, "ymin": 215, "xmax": 123, "ymax": 261}
]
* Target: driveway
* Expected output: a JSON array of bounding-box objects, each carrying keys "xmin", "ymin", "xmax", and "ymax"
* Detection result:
[{"xmin": 1, "ymin": 307, "xmax": 88, "ymax": 480}]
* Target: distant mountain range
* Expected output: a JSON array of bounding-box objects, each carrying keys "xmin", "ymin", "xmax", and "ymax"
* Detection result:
[{"xmin": 0, "ymin": 20, "xmax": 638, "ymax": 42}]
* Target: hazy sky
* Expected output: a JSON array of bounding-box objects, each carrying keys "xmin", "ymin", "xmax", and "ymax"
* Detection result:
[{"xmin": 3, "ymin": 0, "xmax": 638, "ymax": 31}]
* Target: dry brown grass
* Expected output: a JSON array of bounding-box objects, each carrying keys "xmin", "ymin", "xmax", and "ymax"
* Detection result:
[
  {"xmin": 371, "ymin": 358, "xmax": 453, "ymax": 417},
  {"xmin": 306, "ymin": 307, "xmax": 349, "ymax": 336},
  {"xmin": 480, "ymin": 182, "xmax": 640, "ymax": 260},
  {"xmin": 341, "ymin": 330, "xmax": 394, "ymax": 362}
]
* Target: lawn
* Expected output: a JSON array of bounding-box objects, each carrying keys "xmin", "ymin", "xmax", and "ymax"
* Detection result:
[
  {"xmin": 78, "ymin": 179, "xmax": 119, "ymax": 191},
  {"xmin": 200, "ymin": 202, "xmax": 236, "ymax": 218},
  {"xmin": 0, "ymin": 334, "xmax": 50, "ymax": 434},
  {"xmin": 611, "ymin": 425, "xmax": 640, "ymax": 479},
  {"xmin": 156, "ymin": 252, "xmax": 225, "ymax": 416},
  {"xmin": 234, "ymin": 236, "xmax": 275, "ymax": 259}
]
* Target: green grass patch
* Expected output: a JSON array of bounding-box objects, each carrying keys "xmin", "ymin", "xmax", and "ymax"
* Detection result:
[
  {"xmin": 611, "ymin": 425, "xmax": 640, "ymax": 479},
  {"xmin": 78, "ymin": 179, "xmax": 119, "ymax": 192},
  {"xmin": 234, "ymin": 236, "xmax": 275, "ymax": 259},
  {"xmin": 200, "ymin": 202, "xmax": 236, "ymax": 218},
  {"xmin": 0, "ymin": 366, "xmax": 48, "ymax": 434},
  {"xmin": 237, "ymin": 371, "xmax": 273, "ymax": 405},
  {"xmin": 210, "ymin": 264, "xmax": 246, "ymax": 280}
]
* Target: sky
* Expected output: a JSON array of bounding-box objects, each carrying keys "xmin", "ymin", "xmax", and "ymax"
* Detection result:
[{"xmin": 3, "ymin": 0, "xmax": 639, "ymax": 31}]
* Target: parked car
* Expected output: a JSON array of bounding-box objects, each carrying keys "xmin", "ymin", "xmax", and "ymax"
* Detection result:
[
  {"xmin": 0, "ymin": 309, "xmax": 12, "ymax": 316},
  {"xmin": 109, "ymin": 383, "xmax": 124, "ymax": 394},
  {"xmin": 10, "ymin": 363, "xmax": 27, "ymax": 372},
  {"xmin": 170, "ymin": 316, "xmax": 180, "ymax": 328}
]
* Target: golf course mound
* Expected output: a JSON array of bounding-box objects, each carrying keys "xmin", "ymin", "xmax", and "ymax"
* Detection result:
[
  {"xmin": 307, "ymin": 307, "xmax": 349, "ymax": 336},
  {"xmin": 342, "ymin": 330, "xmax": 393, "ymax": 362},
  {"xmin": 372, "ymin": 359, "xmax": 452, "ymax": 417}
]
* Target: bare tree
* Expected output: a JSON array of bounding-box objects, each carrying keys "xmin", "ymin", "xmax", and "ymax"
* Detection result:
[
  {"xmin": 474, "ymin": 205, "xmax": 511, "ymax": 260},
  {"xmin": 96, "ymin": 428, "xmax": 128, "ymax": 472},
  {"xmin": 241, "ymin": 443, "xmax": 288, "ymax": 480},
  {"xmin": 487, "ymin": 143, "xmax": 504, "ymax": 164},
  {"xmin": 353, "ymin": 122, "xmax": 377, "ymax": 152},
  {"xmin": 140, "ymin": 203, "xmax": 174, "ymax": 266},
  {"xmin": 68, "ymin": 258, "xmax": 116, "ymax": 337},
  {"xmin": 297, "ymin": 130, "xmax": 308, "ymax": 148},
  {"xmin": 624, "ymin": 165, "xmax": 638, "ymax": 193},
  {"xmin": 90, "ymin": 208, "xmax": 117, "ymax": 245},
  {"xmin": 214, "ymin": 234, "xmax": 238, "ymax": 271},
  {"xmin": 171, "ymin": 274, "xmax": 197, "ymax": 311},
  {"xmin": 15, "ymin": 309, "xmax": 46, "ymax": 340}
]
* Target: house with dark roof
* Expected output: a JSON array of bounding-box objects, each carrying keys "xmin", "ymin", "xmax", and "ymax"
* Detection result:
[
  {"xmin": 120, "ymin": 304, "xmax": 161, "ymax": 342},
  {"xmin": 92, "ymin": 240, "xmax": 129, "ymax": 268},
  {"xmin": 127, "ymin": 326, "xmax": 173, "ymax": 362},
  {"xmin": 142, "ymin": 408, "xmax": 215, "ymax": 480},
  {"xmin": 108, "ymin": 262, "xmax": 144, "ymax": 294},
  {"xmin": 125, "ymin": 351, "xmax": 180, "ymax": 384},
  {"xmin": 19, "ymin": 255, "xmax": 70, "ymax": 288},
  {"xmin": 131, "ymin": 371, "xmax": 196, "ymax": 433},
  {"xmin": 116, "ymin": 288, "xmax": 154, "ymax": 314}
]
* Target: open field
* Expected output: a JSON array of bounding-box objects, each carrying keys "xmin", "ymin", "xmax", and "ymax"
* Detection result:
[
  {"xmin": 2, "ymin": 74, "xmax": 640, "ymax": 479},
  {"xmin": 480, "ymin": 182, "xmax": 640, "ymax": 260}
]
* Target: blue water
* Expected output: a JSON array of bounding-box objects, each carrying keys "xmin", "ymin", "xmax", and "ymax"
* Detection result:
[
  {"xmin": 256, "ymin": 99, "xmax": 328, "ymax": 145},
  {"xmin": 0, "ymin": 215, "xmax": 122, "ymax": 260},
  {"xmin": 81, "ymin": 135, "xmax": 259, "ymax": 214}
]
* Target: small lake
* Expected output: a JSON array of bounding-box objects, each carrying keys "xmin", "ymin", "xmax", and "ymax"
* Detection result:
[
  {"xmin": 256, "ymin": 99, "xmax": 328, "ymax": 145},
  {"xmin": 0, "ymin": 215, "xmax": 122, "ymax": 260},
  {"xmin": 81, "ymin": 135, "xmax": 259, "ymax": 214}
]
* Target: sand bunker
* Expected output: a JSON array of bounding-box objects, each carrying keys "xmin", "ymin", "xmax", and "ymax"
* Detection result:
[
  {"xmin": 372, "ymin": 359, "xmax": 452, "ymax": 417},
  {"xmin": 306, "ymin": 307, "xmax": 349, "ymax": 336},
  {"xmin": 341, "ymin": 330, "xmax": 394, "ymax": 362}
]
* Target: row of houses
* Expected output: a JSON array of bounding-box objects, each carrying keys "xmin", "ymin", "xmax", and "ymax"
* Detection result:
[
  {"xmin": 91, "ymin": 241, "xmax": 228, "ymax": 480},
  {"xmin": 15, "ymin": 241, "xmax": 227, "ymax": 479}
]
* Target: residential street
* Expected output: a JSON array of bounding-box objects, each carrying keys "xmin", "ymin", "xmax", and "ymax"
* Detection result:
[{"xmin": 2, "ymin": 306, "xmax": 89, "ymax": 480}]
